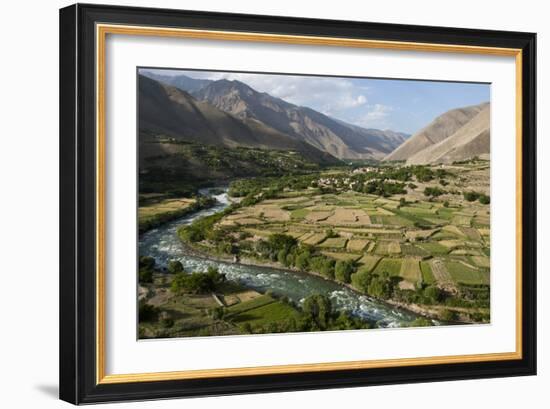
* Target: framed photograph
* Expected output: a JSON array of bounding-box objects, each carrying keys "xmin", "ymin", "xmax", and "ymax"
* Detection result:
[{"xmin": 59, "ymin": 3, "xmax": 536, "ymax": 404}]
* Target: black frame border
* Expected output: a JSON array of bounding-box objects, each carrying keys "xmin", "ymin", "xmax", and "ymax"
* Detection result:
[{"xmin": 59, "ymin": 3, "xmax": 536, "ymax": 404}]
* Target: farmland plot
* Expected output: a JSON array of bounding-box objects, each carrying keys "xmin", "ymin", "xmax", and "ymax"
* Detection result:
[
  {"xmin": 347, "ymin": 238, "xmax": 371, "ymax": 252},
  {"xmin": 399, "ymin": 258, "xmax": 422, "ymax": 288},
  {"xmin": 318, "ymin": 237, "xmax": 348, "ymax": 249},
  {"xmin": 373, "ymin": 258, "xmax": 403, "ymax": 276},
  {"xmin": 430, "ymin": 259, "xmax": 455, "ymax": 290},
  {"xmin": 357, "ymin": 255, "xmax": 381, "ymax": 272},
  {"xmin": 445, "ymin": 261, "xmax": 489, "ymax": 285},
  {"xmin": 322, "ymin": 208, "xmax": 371, "ymax": 226}
]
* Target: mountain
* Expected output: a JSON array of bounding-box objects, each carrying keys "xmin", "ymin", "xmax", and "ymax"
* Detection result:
[
  {"xmin": 384, "ymin": 103, "xmax": 488, "ymax": 161},
  {"xmin": 406, "ymin": 104, "xmax": 490, "ymax": 164},
  {"xmin": 383, "ymin": 102, "xmax": 489, "ymax": 163},
  {"xmin": 140, "ymin": 71, "xmax": 212, "ymax": 93},
  {"xmin": 192, "ymin": 79, "xmax": 407, "ymax": 159},
  {"xmin": 138, "ymin": 75, "xmax": 339, "ymax": 165}
]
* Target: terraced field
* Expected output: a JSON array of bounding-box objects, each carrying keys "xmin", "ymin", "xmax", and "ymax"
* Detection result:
[{"xmin": 207, "ymin": 162, "xmax": 490, "ymax": 308}]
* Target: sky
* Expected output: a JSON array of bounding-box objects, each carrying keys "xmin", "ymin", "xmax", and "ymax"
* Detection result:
[{"xmin": 144, "ymin": 68, "xmax": 490, "ymax": 135}]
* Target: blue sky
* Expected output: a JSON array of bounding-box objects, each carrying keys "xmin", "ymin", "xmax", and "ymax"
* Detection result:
[{"xmin": 144, "ymin": 68, "xmax": 490, "ymax": 135}]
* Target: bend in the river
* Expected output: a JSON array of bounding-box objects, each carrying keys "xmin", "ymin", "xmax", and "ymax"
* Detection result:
[{"xmin": 139, "ymin": 187, "xmax": 422, "ymax": 328}]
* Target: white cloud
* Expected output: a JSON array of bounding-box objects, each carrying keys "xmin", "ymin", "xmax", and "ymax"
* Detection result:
[
  {"xmin": 183, "ymin": 71, "xmax": 368, "ymax": 114},
  {"xmin": 161, "ymin": 70, "xmax": 399, "ymax": 129},
  {"xmin": 355, "ymin": 104, "xmax": 393, "ymax": 128}
]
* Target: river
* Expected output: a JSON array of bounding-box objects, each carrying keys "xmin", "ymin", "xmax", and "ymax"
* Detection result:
[{"xmin": 139, "ymin": 187, "xmax": 422, "ymax": 328}]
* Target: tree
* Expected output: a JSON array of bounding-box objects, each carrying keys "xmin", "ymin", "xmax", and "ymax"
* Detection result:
[
  {"xmin": 167, "ymin": 260, "xmax": 183, "ymax": 274},
  {"xmin": 479, "ymin": 194, "xmax": 490, "ymax": 204},
  {"xmin": 441, "ymin": 309, "xmax": 459, "ymax": 322},
  {"xmin": 138, "ymin": 256, "xmax": 155, "ymax": 283},
  {"xmin": 351, "ymin": 269, "xmax": 374, "ymax": 293},
  {"xmin": 171, "ymin": 267, "xmax": 225, "ymax": 294},
  {"xmin": 335, "ymin": 260, "xmax": 356, "ymax": 283},
  {"xmin": 138, "ymin": 302, "xmax": 158, "ymax": 321},
  {"xmin": 139, "ymin": 268, "xmax": 153, "ymax": 283},
  {"xmin": 303, "ymin": 294, "xmax": 332, "ymax": 329},
  {"xmin": 267, "ymin": 233, "xmax": 297, "ymax": 253},
  {"xmin": 139, "ymin": 256, "xmax": 155, "ymax": 271},
  {"xmin": 277, "ymin": 249, "xmax": 289, "ymax": 266},
  {"xmin": 423, "ymin": 286, "xmax": 442, "ymax": 303},
  {"xmin": 366, "ymin": 271, "xmax": 395, "ymax": 299},
  {"xmin": 294, "ymin": 251, "xmax": 311, "ymax": 271},
  {"xmin": 424, "ymin": 186, "xmax": 445, "ymax": 198},
  {"xmin": 463, "ymin": 191, "xmax": 480, "ymax": 202}
]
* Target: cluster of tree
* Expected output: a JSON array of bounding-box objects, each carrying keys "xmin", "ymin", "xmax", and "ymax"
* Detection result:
[
  {"xmin": 301, "ymin": 294, "xmax": 372, "ymax": 331},
  {"xmin": 138, "ymin": 256, "xmax": 155, "ymax": 283},
  {"xmin": 412, "ymin": 166, "xmax": 435, "ymax": 182},
  {"xmin": 178, "ymin": 208, "xmax": 231, "ymax": 243},
  {"xmin": 351, "ymin": 269, "xmax": 399, "ymax": 299},
  {"xmin": 254, "ymin": 233, "xmax": 358, "ymax": 282},
  {"xmin": 228, "ymin": 174, "xmax": 319, "ymax": 198},
  {"xmin": 424, "ymin": 186, "xmax": 446, "ymax": 198},
  {"xmin": 361, "ymin": 180, "xmax": 407, "ymax": 197},
  {"xmin": 463, "ymin": 191, "xmax": 490, "ymax": 204},
  {"xmin": 392, "ymin": 284, "xmax": 445, "ymax": 305},
  {"xmin": 184, "ymin": 143, "xmax": 321, "ymax": 177},
  {"xmin": 380, "ymin": 167, "xmax": 413, "ymax": 182},
  {"xmin": 170, "ymin": 266, "xmax": 226, "ymax": 294},
  {"xmin": 239, "ymin": 294, "xmax": 372, "ymax": 335},
  {"xmin": 138, "ymin": 301, "xmax": 158, "ymax": 322}
]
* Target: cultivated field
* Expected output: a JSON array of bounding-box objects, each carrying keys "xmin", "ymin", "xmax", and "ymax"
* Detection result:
[{"xmin": 214, "ymin": 162, "xmax": 490, "ymax": 301}]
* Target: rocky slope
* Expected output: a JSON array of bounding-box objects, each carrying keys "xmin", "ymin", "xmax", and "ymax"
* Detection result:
[{"xmin": 383, "ymin": 102, "xmax": 490, "ymax": 164}]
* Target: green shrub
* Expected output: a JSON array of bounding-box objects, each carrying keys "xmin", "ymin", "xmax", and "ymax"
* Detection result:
[
  {"xmin": 167, "ymin": 260, "xmax": 183, "ymax": 274},
  {"xmin": 138, "ymin": 302, "xmax": 158, "ymax": 321},
  {"xmin": 463, "ymin": 191, "xmax": 480, "ymax": 202},
  {"xmin": 335, "ymin": 260, "xmax": 356, "ymax": 283},
  {"xmin": 479, "ymin": 194, "xmax": 490, "ymax": 204}
]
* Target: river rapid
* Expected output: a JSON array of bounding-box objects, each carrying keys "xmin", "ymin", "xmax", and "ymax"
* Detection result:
[{"xmin": 139, "ymin": 188, "xmax": 422, "ymax": 328}]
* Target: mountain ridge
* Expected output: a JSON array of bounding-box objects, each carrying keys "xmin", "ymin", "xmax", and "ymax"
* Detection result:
[
  {"xmin": 140, "ymin": 71, "xmax": 409, "ymax": 159},
  {"xmin": 383, "ymin": 102, "xmax": 490, "ymax": 164},
  {"xmin": 138, "ymin": 75, "xmax": 340, "ymax": 165}
]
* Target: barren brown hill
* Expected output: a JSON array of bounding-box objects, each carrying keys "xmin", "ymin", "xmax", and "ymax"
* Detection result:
[
  {"xmin": 383, "ymin": 102, "xmax": 488, "ymax": 162},
  {"xmin": 406, "ymin": 104, "xmax": 490, "ymax": 164}
]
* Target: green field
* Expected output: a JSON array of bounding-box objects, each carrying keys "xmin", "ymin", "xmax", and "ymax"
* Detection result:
[
  {"xmin": 420, "ymin": 261, "xmax": 436, "ymax": 284},
  {"xmin": 445, "ymin": 261, "xmax": 489, "ymax": 285},
  {"xmin": 357, "ymin": 255, "xmax": 381, "ymax": 272},
  {"xmin": 228, "ymin": 299, "xmax": 301, "ymax": 327},
  {"xmin": 373, "ymin": 258, "xmax": 403, "ymax": 276},
  {"xmin": 417, "ymin": 242, "xmax": 449, "ymax": 255},
  {"xmin": 399, "ymin": 258, "xmax": 422, "ymax": 284}
]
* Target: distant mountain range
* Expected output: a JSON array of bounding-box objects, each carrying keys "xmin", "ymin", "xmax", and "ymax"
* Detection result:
[
  {"xmin": 140, "ymin": 71, "xmax": 409, "ymax": 160},
  {"xmin": 140, "ymin": 71, "xmax": 489, "ymax": 165},
  {"xmin": 383, "ymin": 102, "xmax": 490, "ymax": 164}
]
